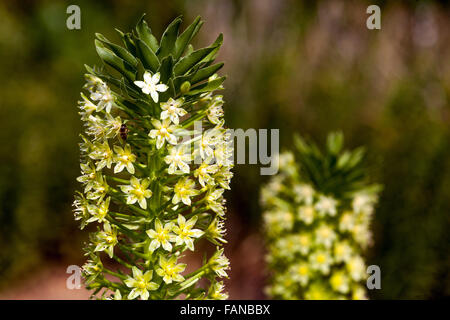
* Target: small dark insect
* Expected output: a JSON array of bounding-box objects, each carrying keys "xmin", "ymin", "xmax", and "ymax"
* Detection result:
[{"xmin": 120, "ymin": 124, "xmax": 129, "ymax": 141}]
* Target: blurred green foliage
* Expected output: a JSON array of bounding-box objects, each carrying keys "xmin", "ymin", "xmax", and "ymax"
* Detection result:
[{"xmin": 0, "ymin": 0, "xmax": 449, "ymax": 298}]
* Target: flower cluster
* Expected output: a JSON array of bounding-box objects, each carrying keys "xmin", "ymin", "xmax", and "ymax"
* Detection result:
[
  {"xmin": 73, "ymin": 15, "xmax": 232, "ymax": 300},
  {"xmin": 261, "ymin": 133, "xmax": 380, "ymax": 300}
]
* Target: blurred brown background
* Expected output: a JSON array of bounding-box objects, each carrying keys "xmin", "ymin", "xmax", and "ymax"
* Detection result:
[{"xmin": 0, "ymin": 0, "xmax": 449, "ymax": 299}]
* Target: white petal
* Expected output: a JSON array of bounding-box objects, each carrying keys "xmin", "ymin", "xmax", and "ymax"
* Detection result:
[
  {"xmin": 120, "ymin": 185, "xmax": 133, "ymax": 193},
  {"xmin": 127, "ymin": 196, "xmax": 138, "ymax": 205},
  {"xmin": 175, "ymin": 237, "xmax": 183, "ymax": 246},
  {"xmin": 141, "ymin": 290, "xmax": 150, "ymax": 300},
  {"xmin": 149, "ymin": 130, "xmax": 157, "ymax": 138},
  {"xmin": 162, "ymin": 241, "xmax": 172, "ymax": 252},
  {"xmin": 105, "ymin": 102, "xmax": 112, "ymax": 113},
  {"xmin": 167, "ymin": 134, "xmax": 177, "ymax": 145},
  {"xmin": 171, "ymin": 115, "xmax": 179, "ymax": 125},
  {"xmin": 143, "ymin": 72, "xmax": 152, "ymax": 83},
  {"xmin": 156, "ymin": 137, "xmax": 164, "ymax": 149},
  {"xmin": 134, "ymin": 81, "xmax": 145, "ymax": 88},
  {"xmin": 128, "ymin": 289, "xmax": 140, "ymax": 300},
  {"xmin": 160, "ymin": 110, "xmax": 169, "ymax": 120},
  {"xmin": 138, "ymin": 198, "xmax": 147, "ymax": 209},
  {"xmin": 168, "ymin": 164, "xmax": 176, "ymax": 174},
  {"xmin": 127, "ymin": 163, "xmax": 135, "ymax": 174},
  {"xmin": 151, "ymin": 90, "xmax": 159, "ymax": 103},
  {"xmin": 172, "ymin": 194, "xmax": 180, "ymax": 204},
  {"xmin": 156, "ymin": 84, "xmax": 168, "ymax": 92},
  {"xmin": 163, "ymin": 275, "xmax": 172, "ymax": 284},
  {"xmin": 182, "ymin": 197, "xmax": 191, "ymax": 206},
  {"xmin": 152, "ymin": 72, "xmax": 161, "ymax": 84},
  {"xmin": 142, "ymin": 86, "xmax": 151, "ymax": 95},
  {"xmin": 186, "ymin": 239, "xmax": 194, "ymax": 251},
  {"xmin": 114, "ymin": 163, "xmax": 124, "ymax": 174},
  {"xmin": 149, "ymin": 240, "xmax": 160, "ymax": 252},
  {"xmin": 180, "ymin": 162, "xmax": 190, "ymax": 174}
]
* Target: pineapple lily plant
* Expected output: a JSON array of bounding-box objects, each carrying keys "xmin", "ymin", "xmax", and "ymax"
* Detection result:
[
  {"xmin": 261, "ymin": 132, "xmax": 380, "ymax": 300},
  {"xmin": 73, "ymin": 15, "xmax": 232, "ymax": 300}
]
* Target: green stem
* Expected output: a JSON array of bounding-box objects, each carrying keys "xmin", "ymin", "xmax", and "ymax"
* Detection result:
[
  {"xmin": 181, "ymin": 110, "xmax": 206, "ymax": 129},
  {"xmin": 118, "ymin": 243, "xmax": 149, "ymax": 260},
  {"xmin": 106, "ymin": 176, "xmax": 129, "ymax": 184},
  {"xmin": 112, "ymin": 255, "xmax": 134, "ymax": 269},
  {"xmin": 108, "ymin": 187, "xmax": 150, "ymax": 217},
  {"xmin": 104, "ymin": 268, "xmax": 127, "ymax": 281},
  {"xmin": 109, "ymin": 211, "xmax": 137, "ymax": 220},
  {"xmin": 106, "ymin": 216, "xmax": 142, "ymax": 241}
]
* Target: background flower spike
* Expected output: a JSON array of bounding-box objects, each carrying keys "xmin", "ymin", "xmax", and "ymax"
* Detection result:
[{"xmin": 261, "ymin": 132, "xmax": 382, "ymax": 300}]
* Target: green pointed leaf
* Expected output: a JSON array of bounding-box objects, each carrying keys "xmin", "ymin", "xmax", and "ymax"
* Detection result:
[
  {"xmin": 337, "ymin": 151, "xmax": 351, "ymax": 169},
  {"xmin": 116, "ymin": 77, "xmax": 142, "ymax": 99},
  {"xmin": 347, "ymin": 147, "xmax": 365, "ymax": 168},
  {"xmin": 168, "ymin": 78, "xmax": 176, "ymax": 97},
  {"xmin": 134, "ymin": 56, "xmax": 146, "ymax": 79},
  {"xmin": 95, "ymin": 40, "xmax": 136, "ymax": 81},
  {"xmin": 95, "ymin": 33, "xmax": 138, "ymax": 67},
  {"xmin": 173, "ymin": 46, "xmax": 219, "ymax": 76},
  {"xmin": 157, "ymin": 17, "xmax": 182, "ymax": 58},
  {"xmin": 136, "ymin": 14, "xmax": 159, "ymax": 52},
  {"xmin": 174, "ymin": 16, "xmax": 203, "ymax": 60},
  {"xmin": 186, "ymin": 76, "xmax": 225, "ymax": 96},
  {"xmin": 294, "ymin": 135, "xmax": 310, "ymax": 155},
  {"xmin": 293, "ymin": 132, "xmax": 373, "ymax": 197},
  {"xmin": 135, "ymin": 38, "xmax": 160, "ymax": 72},
  {"xmin": 85, "ymin": 65, "xmax": 141, "ymax": 99},
  {"xmin": 122, "ymin": 99, "xmax": 150, "ymax": 115},
  {"xmin": 84, "ymin": 64, "xmax": 95, "ymax": 75},
  {"xmin": 173, "ymin": 62, "xmax": 223, "ymax": 92},
  {"xmin": 124, "ymin": 33, "xmax": 138, "ymax": 56},
  {"xmin": 190, "ymin": 62, "xmax": 224, "ymax": 84},
  {"xmin": 159, "ymin": 78, "xmax": 176, "ymax": 103},
  {"xmin": 326, "ymin": 131, "xmax": 344, "ymax": 155},
  {"xmin": 185, "ymin": 44, "xmax": 194, "ymax": 56},
  {"xmin": 199, "ymin": 33, "xmax": 223, "ymax": 65},
  {"xmin": 116, "ymin": 29, "xmax": 137, "ymax": 56},
  {"xmin": 158, "ymin": 55, "xmax": 174, "ymax": 84}
]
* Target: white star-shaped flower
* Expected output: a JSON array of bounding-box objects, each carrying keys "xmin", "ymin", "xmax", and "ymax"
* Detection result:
[
  {"xmin": 160, "ymin": 98, "xmax": 187, "ymax": 125},
  {"xmin": 149, "ymin": 119, "xmax": 178, "ymax": 149},
  {"xmin": 172, "ymin": 215, "xmax": 204, "ymax": 251},
  {"xmin": 164, "ymin": 145, "xmax": 192, "ymax": 174},
  {"xmin": 172, "ymin": 177, "xmax": 199, "ymax": 206},
  {"xmin": 155, "ymin": 255, "xmax": 186, "ymax": 284},
  {"xmin": 146, "ymin": 219, "xmax": 175, "ymax": 252},
  {"xmin": 315, "ymin": 195, "xmax": 338, "ymax": 217},
  {"xmin": 124, "ymin": 267, "xmax": 159, "ymax": 300},
  {"xmin": 134, "ymin": 71, "xmax": 168, "ymax": 103},
  {"xmin": 119, "ymin": 176, "xmax": 152, "ymax": 209}
]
